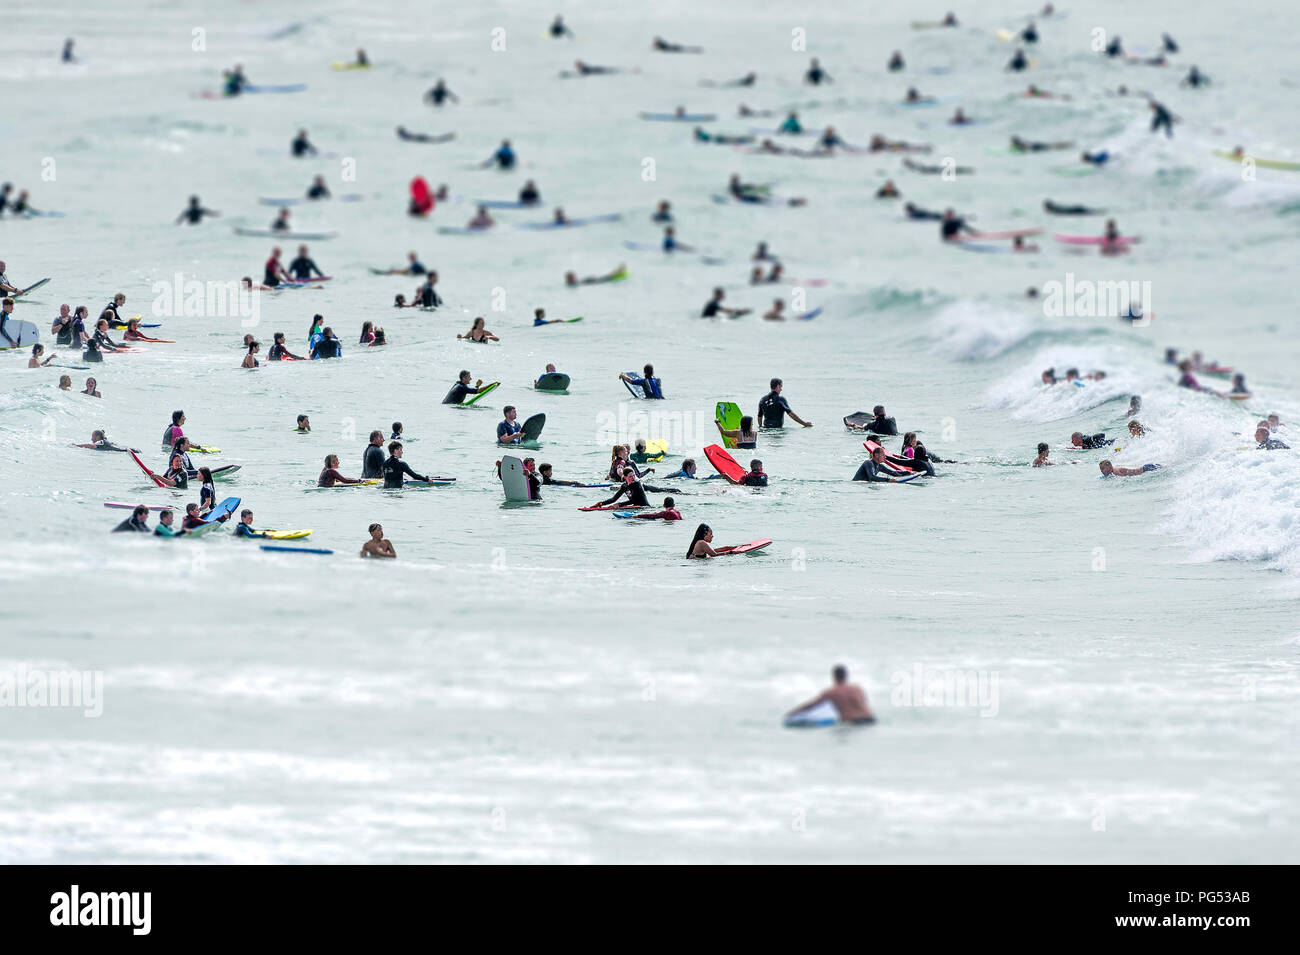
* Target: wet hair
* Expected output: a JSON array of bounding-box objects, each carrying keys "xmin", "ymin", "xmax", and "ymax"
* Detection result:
[
  {"xmin": 503, "ymin": 405, "xmax": 515, "ymax": 416},
  {"xmin": 297, "ymin": 414, "xmax": 308, "ymax": 424},
  {"xmin": 240, "ymin": 509, "xmax": 253, "ymax": 518},
  {"xmin": 324, "ymin": 454, "xmax": 338, "ymax": 467},
  {"xmin": 681, "ymin": 458, "xmax": 696, "ymax": 470},
  {"xmin": 663, "ymin": 496, "xmax": 675, "ymax": 508},
  {"xmin": 770, "ymin": 377, "xmax": 782, "ymax": 390},
  {"xmin": 1037, "ymin": 442, "xmax": 1049, "ymax": 454},
  {"xmin": 369, "ymin": 429, "xmax": 383, "ymax": 443},
  {"xmin": 387, "ymin": 441, "xmax": 403, "ymax": 454},
  {"xmin": 172, "ymin": 410, "xmax": 184, "ymax": 424},
  {"xmin": 873, "ymin": 405, "xmax": 885, "ymax": 415},
  {"xmin": 539, "ymin": 463, "xmax": 552, "ymax": 474},
  {"xmin": 368, "ymin": 523, "xmax": 382, "ymax": 534},
  {"xmin": 391, "ymin": 422, "xmax": 402, "ymax": 433},
  {"xmin": 133, "ymin": 505, "xmax": 149, "ymax": 518},
  {"xmin": 198, "ymin": 467, "xmax": 213, "ymax": 482},
  {"xmin": 833, "ymin": 665, "xmax": 847, "ymax": 682},
  {"xmin": 686, "ymin": 523, "xmax": 712, "ymax": 558}
]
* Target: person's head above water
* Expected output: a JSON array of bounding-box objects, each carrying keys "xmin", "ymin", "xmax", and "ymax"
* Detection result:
[
  {"xmin": 1037, "ymin": 442, "xmax": 1049, "ymax": 455},
  {"xmin": 833, "ymin": 665, "xmax": 848, "ymax": 684}
]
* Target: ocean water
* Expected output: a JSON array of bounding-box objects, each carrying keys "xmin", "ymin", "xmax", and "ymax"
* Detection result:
[{"xmin": 1, "ymin": 0, "xmax": 1298, "ymax": 863}]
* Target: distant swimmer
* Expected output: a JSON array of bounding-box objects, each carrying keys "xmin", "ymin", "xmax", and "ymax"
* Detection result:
[
  {"xmin": 905, "ymin": 157, "xmax": 973, "ymax": 175},
  {"xmin": 536, "ymin": 463, "xmax": 586, "ymax": 487},
  {"xmin": 694, "ymin": 127, "xmax": 753, "ymax": 145},
  {"xmin": 415, "ymin": 272, "xmax": 442, "ymax": 308},
  {"xmin": 949, "ymin": 108, "xmax": 975, "ymax": 125},
  {"xmin": 375, "ymin": 251, "xmax": 427, "ymax": 276},
  {"xmin": 397, "ymin": 127, "xmax": 454, "ymax": 144},
  {"xmin": 1162, "ymin": 33, "xmax": 1179, "ymax": 53},
  {"xmin": 728, "ymin": 173, "xmax": 767, "ymax": 202},
  {"xmin": 661, "ymin": 226, "xmax": 695, "ymax": 253},
  {"xmin": 111, "ymin": 504, "xmax": 151, "ymax": 533},
  {"xmin": 1043, "ymin": 199, "xmax": 1104, "ymax": 216},
  {"xmin": 264, "ymin": 246, "xmax": 291, "ymax": 287},
  {"xmin": 716, "ymin": 414, "xmax": 758, "ymax": 449},
  {"xmin": 290, "ymin": 129, "xmax": 317, "ymax": 157},
  {"xmin": 763, "ymin": 300, "xmax": 786, "ymax": 321},
  {"xmin": 758, "ymin": 378, "xmax": 812, "ymax": 428},
  {"xmin": 803, "ymin": 58, "xmax": 832, "ymax": 85},
  {"xmin": 62, "ymin": 38, "xmax": 76, "ymax": 63},
  {"xmin": 548, "ymin": 207, "xmax": 569, "ymax": 226},
  {"xmin": 721, "ymin": 458, "xmax": 768, "ymax": 487},
  {"xmin": 1012, "ymin": 236, "xmax": 1038, "ymax": 253},
  {"xmin": 1149, "ymin": 99, "xmax": 1175, "ymax": 138},
  {"xmin": 1256, "ymin": 427, "xmax": 1290, "ymax": 451},
  {"xmin": 1099, "ymin": 460, "xmax": 1161, "ymax": 477},
  {"xmin": 777, "ymin": 111, "xmax": 803, "ymax": 135},
  {"xmin": 701, "ymin": 287, "xmax": 747, "ymax": 318},
  {"xmin": 361, "ymin": 524, "xmax": 397, "ymax": 558},
  {"xmin": 1071, "ymin": 431, "xmax": 1114, "ymax": 449},
  {"xmin": 620, "ymin": 364, "xmax": 664, "ymax": 398},
  {"xmin": 483, "ymin": 140, "xmax": 516, "ymax": 170},
  {"xmin": 702, "ymin": 72, "xmax": 756, "ymax": 88},
  {"xmin": 1081, "ymin": 150, "xmax": 1110, "ymax": 166},
  {"xmin": 1229, "ymin": 373, "xmax": 1250, "ymax": 398},
  {"xmin": 382, "ymin": 442, "xmax": 429, "ymax": 489},
  {"xmin": 786, "ymin": 666, "xmax": 875, "ymax": 724},
  {"xmin": 222, "ymin": 65, "xmax": 249, "ymax": 97},
  {"xmin": 749, "ymin": 263, "xmax": 784, "ymax": 284},
  {"xmin": 123, "ymin": 319, "xmax": 164, "ymax": 343},
  {"xmin": 1180, "ymin": 66, "xmax": 1210, "ymax": 88},
  {"xmin": 887, "ymin": 51, "xmax": 905, "ymax": 72},
  {"xmin": 288, "ymin": 244, "xmax": 325, "ymax": 281},
  {"xmin": 1127, "ymin": 420, "xmax": 1147, "ymax": 438},
  {"xmin": 565, "ymin": 264, "xmax": 627, "ymax": 286},
  {"xmin": 652, "ymin": 37, "xmax": 703, "ymax": 53},
  {"xmin": 1011, "ymin": 135, "xmax": 1072, "ymax": 153},
  {"xmin": 497, "ymin": 406, "xmax": 524, "ymax": 445},
  {"xmin": 270, "ymin": 208, "xmax": 292, "ymax": 232},
  {"xmin": 904, "ymin": 87, "xmax": 934, "ymax": 104},
  {"xmin": 318, "ymin": 453, "xmax": 363, "ymax": 487},
  {"xmin": 875, "ymin": 180, "xmax": 900, "ymax": 199},
  {"xmin": 1020, "ymin": 22, "xmax": 1039, "ymax": 43},
  {"xmin": 852, "ymin": 445, "xmax": 909, "ymax": 482},
  {"xmin": 624, "ymin": 497, "xmax": 683, "ymax": 521},
  {"xmin": 1006, "ymin": 48, "xmax": 1029, "ymax": 72},
  {"xmin": 27, "ymin": 343, "xmax": 56, "ymax": 367},
  {"xmin": 519, "ymin": 179, "xmax": 541, "ymax": 204},
  {"xmin": 1128, "ymin": 395, "xmax": 1142, "ymax": 416},
  {"xmin": 847, "ymin": 406, "xmax": 899, "ymax": 436},
  {"xmin": 423, "ymin": 79, "xmax": 459, "ymax": 106},
  {"xmin": 175, "ymin": 195, "xmax": 220, "ymax": 225},
  {"xmin": 569, "ymin": 60, "xmax": 620, "ymax": 76},
  {"xmin": 466, "ymin": 205, "xmax": 496, "ymax": 230},
  {"xmin": 816, "ymin": 126, "xmax": 852, "ymax": 152},
  {"xmin": 71, "ymin": 430, "xmax": 132, "ymax": 452},
  {"xmin": 296, "ymin": 415, "xmax": 311, "ymax": 432},
  {"xmin": 1105, "ymin": 36, "xmax": 1124, "ymax": 58},
  {"xmin": 548, "ymin": 15, "xmax": 574, "ymax": 38},
  {"xmin": 457, "ymin": 316, "xmax": 499, "ymax": 343},
  {"xmin": 268, "ymin": 332, "xmax": 306, "ymax": 361},
  {"xmin": 306, "ymin": 176, "xmax": 331, "ymax": 199},
  {"xmin": 533, "ymin": 307, "xmax": 564, "ymax": 326},
  {"xmin": 664, "ymin": 458, "xmax": 722, "ymax": 481},
  {"xmin": 940, "ymin": 208, "xmax": 976, "ymax": 240},
  {"xmin": 651, "ymin": 200, "xmax": 673, "ymax": 222},
  {"xmin": 904, "ymin": 201, "xmax": 943, "ymax": 220},
  {"xmin": 1032, "ymin": 442, "xmax": 1053, "ymax": 467}
]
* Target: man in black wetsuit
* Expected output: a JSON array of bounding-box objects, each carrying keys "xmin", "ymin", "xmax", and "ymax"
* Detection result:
[
  {"xmin": 112, "ymin": 505, "xmax": 151, "ymax": 532},
  {"xmin": 940, "ymin": 208, "xmax": 975, "ymax": 241},
  {"xmin": 596, "ymin": 468, "xmax": 651, "ymax": 508},
  {"xmin": 443, "ymin": 369, "xmax": 485, "ymax": 404},
  {"xmin": 291, "ymin": 129, "xmax": 317, "ymax": 157},
  {"xmin": 424, "ymin": 79, "xmax": 458, "ymax": 105},
  {"xmin": 804, "ymin": 58, "xmax": 831, "ymax": 85},
  {"xmin": 175, "ymin": 196, "xmax": 219, "ymax": 225},
  {"xmin": 701, "ymin": 287, "xmax": 744, "ymax": 318},
  {"xmin": 864, "ymin": 405, "xmax": 898, "ymax": 435},
  {"xmin": 288, "ymin": 245, "xmax": 325, "ymax": 281},
  {"xmin": 852, "ymin": 447, "xmax": 909, "ymax": 483},
  {"xmin": 415, "ymin": 272, "xmax": 442, "ymax": 308},
  {"xmin": 758, "ymin": 378, "xmax": 812, "ymax": 428},
  {"xmin": 905, "ymin": 202, "xmax": 942, "ymax": 220},
  {"xmin": 1044, "ymin": 199, "xmax": 1103, "ymax": 216},
  {"xmin": 1070, "ymin": 431, "xmax": 1113, "ymax": 449},
  {"xmin": 1149, "ymin": 99, "xmax": 1174, "ymax": 138},
  {"xmin": 306, "ymin": 176, "xmax": 331, "ymax": 199},
  {"xmin": 362, "ymin": 430, "xmax": 386, "ymax": 478},
  {"xmin": 382, "ymin": 442, "xmax": 429, "ymax": 488}
]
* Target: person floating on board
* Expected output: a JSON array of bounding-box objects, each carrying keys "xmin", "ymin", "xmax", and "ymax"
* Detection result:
[
  {"xmin": 362, "ymin": 431, "xmax": 386, "ymax": 478},
  {"xmin": 1070, "ymin": 431, "xmax": 1114, "ymax": 449},
  {"xmin": 1081, "ymin": 149, "xmax": 1110, "ymax": 166},
  {"xmin": 594, "ymin": 467, "xmax": 651, "ymax": 509},
  {"xmin": 483, "ymin": 140, "xmax": 515, "ymax": 170},
  {"xmin": 533, "ymin": 307, "xmax": 564, "ymax": 326},
  {"xmin": 424, "ymin": 79, "xmax": 458, "ymax": 106},
  {"xmin": 1044, "ymin": 200, "xmax": 1104, "ymax": 216},
  {"xmin": 318, "ymin": 454, "xmax": 363, "ymax": 487},
  {"xmin": 458, "ymin": 317, "xmax": 498, "ymax": 343},
  {"xmin": 904, "ymin": 202, "xmax": 943, "ymax": 220},
  {"xmin": 701, "ymin": 287, "xmax": 747, "ymax": 318},
  {"xmin": 181, "ymin": 503, "xmax": 207, "ymax": 531},
  {"xmin": 270, "ymin": 208, "xmax": 292, "ymax": 232},
  {"xmin": 940, "ymin": 208, "xmax": 976, "ymax": 241},
  {"xmin": 620, "ymin": 364, "xmax": 664, "ymax": 398},
  {"xmin": 662, "ymin": 225, "xmax": 694, "ymax": 253},
  {"xmin": 651, "ymin": 200, "xmax": 672, "ymax": 223},
  {"xmin": 652, "ymin": 37, "xmax": 702, "ymax": 53},
  {"xmin": 949, "ymin": 108, "xmax": 975, "ymax": 125},
  {"xmin": 536, "ymin": 464, "xmax": 589, "ymax": 487},
  {"xmin": 716, "ymin": 415, "xmax": 758, "ymax": 449},
  {"xmin": 664, "ymin": 458, "xmax": 723, "ymax": 481},
  {"xmin": 804, "ymin": 58, "xmax": 832, "ymax": 85},
  {"xmin": 876, "ymin": 180, "xmax": 901, "ymax": 199},
  {"xmin": 154, "ymin": 509, "xmax": 186, "ymax": 538},
  {"xmin": 763, "ymin": 300, "xmax": 787, "ymax": 321},
  {"xmin": 497, "ymin": 406, "xmax": 524, "ymax": 445},
  {"xmin": 375, "ymin": 252, "xmax": 426, "ymax": 276},
  {"xmin": 786, "ymin": 666, "xmax": 876, "ymax": 724},
  {"xmin": 232, "ymin": 509, "xmax": 261, "ymax": 537},
  {"xmin": 176, "ymin": 195, "xmax": 219, "ymax": 225},
  {"xmin": 1256, "ymin": 427, "xmax": 1289, "ymax": 451},
  {"xmin": 852, "ymin": 446, "xmax": 910, "ymax": 483},
  {"xmin": 565, "ymin": 264, "xmax": 627, "ymax": 286},
  {"xmin": 548, "ymin": 15, "xmax": 574, "ymax": 38},
  {"xmin": 269, "ymin": 332, "xmax": 306, "ymax": 361},
  {"xmin": 843, "ymin": 406, "xmax": 897, "ymax": 435},
  {"xmin": 720, "ymin": 459, "xmax": 768, "ymax": 487},
  {"xmin": 361, "ymin": 524, "xmax": 397, "ymax": 559},
  {"xmin": 382, "ymin": 442, "xmax": 429, "ymax": 488},
  {"xmin": 1180, "ymin": 66, "xmax": 1210, "ymax": 88},
  {"xmin": 289, "ymin": 245, "xmax": 326, "ymax": 281},
  {"xmin": 71, "ymin": 430, "xmax": 132, "ymax": 452},
  {"xmin": 1033, "ymin": 443, "xmax": 1053, "ymax": 467},
  {"xmin": 625, "ymin": 497, "xmax": 683, "ymax": 520},
  {"xmin": 1176, "ymin": 360, "xmax": 1212, "ymax": 392},
  {"xmin": 305, "ymin": 176, "xmax": 331, "ymax": 200},
  {"xmin": 264, "ymin": 247, "xmax": 292, "ymax": 288},
  {"xmin": 1099, "ymin": 460, "xmax": 1162, "ymax": 477},
  {"xmin": 111, "ymin": 504, "xmax": 151, "ymax": 533},
  {"xmin": 290, "ymin": 129, "xmax": 318, "ymax": 157},
  {"xmin": 443, "ymin": 369, "xmax": 486, "ymax": 404},
  {"xmin": 1006, "ymin": 48, "xmax": 1029, "ymax": 72},
  {"xmin": 1148, "ymin": 99, "xmax": 1175, "ymax": 137},
  {"xmin": 758, "ymin": 378, "xmax": 813, "ymax": 428},
  {"xmin": 466, "ymin": 205, "xmax": 495, "ymax": 230}
]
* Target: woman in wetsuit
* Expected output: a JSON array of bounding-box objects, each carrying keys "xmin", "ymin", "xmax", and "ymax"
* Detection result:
[
  {"xmin": 197, "ymin": 467, "xmax": 216, "ymax": 515},
  {"xmin": 268, "ymin": 332, "xmax": 305, "ymax": 361},
  {"xmin": 686, "ymin": 523, "xmax": 717, "ymax": 558},
  {"xmin": 715, "ymin": 414, "xmax": 758, "ymax": 449},
  {"xmin": 595, "ymin": 467, "xmax": 651, "ymax": 508},
  {"xmin": 92, "ymin": 317, "xmax": 123, "ymax": 353}
]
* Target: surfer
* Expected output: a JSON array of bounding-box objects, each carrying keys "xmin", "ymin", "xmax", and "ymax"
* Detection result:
[
  {"xmin": 175, "ymin": 195, "xmax": 219, "ymax": 225},
  {"xmin": 71, "ymin": 430, "xmax": 131, "ymax": 452},
  {"xmin": 466, "ymin": 205, "xmax": 496, "ymax": 230},
  {"xmin": 424, "ymin": 79, "xmax": 459, "ymax": 106},
  {"xmin": 847, "ymin": 406, "xmax": 898, "ymax": 436},
  {"xmin": 595, "ymin": 467, "xmax": 652, "ymax": 508},
  {"xmin": 758, "ymin": 379, "xmax": 812, "ymax": 428},
  {"xmin": 376, "ymin": 252, "xmax": 426, "ymax": 276},
  {"xmin": 904, "ymin": 202, "xmax": 943, "ymax": 220},
  {"xmin": 443, "ymin": 370, "xmax": 487, "ymax": 404},
  {"xmin": 887, "ymin": 51, "xmax": 905, "ymax": 72},
  {"xmin": 457, "ymin": 317, "xmax": 499, "ymax": 343},
  {"xmin": 533, "ymin": 307, "xmax": 564, "ymax": 326},
  {"xmin": 123, "ymin": 319, "xmax": 163, "ymax": 342},
  {"xmin": 1256, "ymin": 427, "xmax": 1289, "ymax": 451},
  {"xmin": 1181, "ymin": 66, "xmax": 1210, "ymax": 88},
  {"xmin": 1033, "ymin": 442, "xmax": 1053, "ymax": 467},
  {"xmin": 154, "ymin": 509, "xmax": 186, "ymax": 538},
  {"xmin": 1070, "ymin": 431, "xmax": 1114, "ymax": 449},
  {"xmin": 620, "ymin": 365, "xmax": 664, "ymax": 398},
  {"xmin": 361, "ymin": 524, "xmax": 397, "ymax": 558},
  {"xmin": 233, "ymin": 509, "xmax": 262, "ymax": 537},
  {"xmin": 484, "ymin": 140, "xmax": 516, "ymax": 170},
  {"xmin": 362, "ymin": 431, "xmax": 386, "ymax": 477},
  {"xmin": 763, "ymin": 300, "xmax": 787, "ymax": 321},
  {"xmin": 852, "ymin": 446, "xmax": 910, "ymax": 483},
  {"xmin": 565, "ymin": 264, "xmax": 627, "ymax": 286},
  {"xmin": 786, "ymin": 666, "xmax": 875, "ymax": 724},
  {"xmin": 290, "ymin": 129, "xmax": 317, "ymax": 157},
  {"xmin": 1099, "ymin": 460, "xmax": 1162, "ymax": 477},
  {"xmin": 415, "ymin": 272, "xmax": 442, "ymax": 308},
  {"xmin": 318, "ymin": 453, "xmax": 363, "ymax": 487},
  {"xmin": 1044, "ymin": 200, "xmax": 1103, "ymax": 216},
  {"xmin": 804, "ymin": 58, "xmax": 832, "ymax": 85},
  {"xmin": 940, "ymin": 208, "xmax": 976, "ymax": 241},
  {"xmin": 382, "ymin": 442, "xmax": 429, "ymax": 488},
  {"xmin": 1011, "ymin": 135, "xmax": 1072, "ymax": 153},
  {"xmin": 1149, "ymin": 99, "xmax": 1175, "ymax": 138},
  {"xmin": 949, "ymin": 108, "xmax": 975, "ymax": 125},
  {"xmin": 497, "ymin": 407, "xmax": 524, "ymax": 444},
  {"xmin": 629, "ymin": 439, "xmax": 662, "ymax": 464},
  {"xmin": 91, "ymin": 318, "xmax": 123, "ymax": 353},
  {"xmin": 0, "ymin": 296, "xmax": 20, "ymax": 346},
  {"xmin": 306, "ymin": 176, "xmax": 331, "ymax": 200},
  {"xmin": 626, "ymin": 497, "xmax": 682, "ymax": 521},
  {"xmin": 111, "ymin": 505, "xmax": 152, "ymax": 534},
  {"xmin": 1081, "ymin": 150, "xmax": 1110, "ymax": 166},
  {"xmin": 569, "ymin": 60, "xmax": 621, "ymax": 77},
  {"xmin": 288, "ymin": 245, "xmax": 325, "ymax": 281},
  {"xmin": 296, "ymin": 415, "xmax": 311, "ymax": 432},
  {"xmin": 264, "ymin": 247, "xmax": 291, "ymax": 287},
  {"xmin": 271, "ymin": 209, "xmax": 291, "ymax": 232},
  {"xmin": 182, "ymin": 504, "xmax": 207, "ymax": 531},
  {"xmin": 1006, "ymin": 48, "xmax": 1029, "ymax": 72},
  {"xmin": 907, "ymin": 157, "xmax": 972, "ymax": 175},
  {"xmin": 1176, "ymin": 359, "xmax": 1209, "ymax": 392},
  {"xmin": 664, "ymin": 458, "xmax": 721, "ymax": 481},
  {"xmin": 1127, "ymin": 420, "xmax": 1147, "ymax": 438},
  {"xmin": 28, "ymin": 344, "xmax": 56, "ymax": 367},
  {"xmin": 724, "ymin": 459, "xmax": 768, "ymax": 487},
  {"xmin": 876, "ymin": 180, "xmax": 901, "ymax": 199},
  {"xmin": 701, "ymin": 288, "xmax": 746, "ymax": 318},
  {"xmin": 685, "ymin": 524, "xmax": 719, "ymax": 558},
  {"xmin": 535, "ymin": 464, "xmax": 587, "ymax": 487},
  {"xmin": 548, "ymin": 15, "xmax": 574, "ymax": 38},
  {"xmin": 268, "ymin": 332, "xmax": 306, "ymax": 361}
]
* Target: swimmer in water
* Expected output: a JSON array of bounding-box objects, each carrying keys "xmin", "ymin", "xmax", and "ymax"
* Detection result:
[
  {"xmin": 533, "ymin": 307, "xmax": 564, "ymax": 326},
  {"xmin": 457, "ymin": 316, "xmax": 498, "ymax": 343},
  {"xmin": 565, "ymin": 264, "xmax": 627, "ymax": 286},
  {"xmin": 803, "ymin": 58, "xmax": 832, "ymax": 86},
  {"xmin": 360, "ymin": 524, "xmax": 398, "ymax": 558},
  {"xmin": 483, "ymin": 139, "xmax": 515, "ymax": 170},
  {"xmin": 466, "ymin": 205, "xmax": 496, "ymax": 230},
  {"xmin": 1099, "ymin": 460, "xmax": 1162, "ymax": 477},
  {"xmin": 661, "ymin": 226, "xmax": 695, "ymax": 253},
  {"xmin": 268, "ymin": 332, "xmax": 306, "ymax": 361},
  {"xmin": 1032, "ymin": 442, "xmax": 1053, "ymax": 467},
  {"xmin": 763, "ymin": 299, "xmax": 787, "ymax": 321},
  {"xmin": 786, "ymin": 665, "xmax": 875, "ymax": 724},
  {"xmin": 1255, "ymin": 427, "xmax": 1289, "ymax": 450},
  {"xmin": 423, "ymin": 79, "xmax": 459, "ymax": 106},
  {"xmin": 175, "ymin": 195, "xmax": 220, "ymax": 225},
  {"xmin": 625, "ymin": 497, "xmax": 683, "ymax": 521},
  {"xmin": 1127, "ymin": 420, "xmax": 1147, "ymax": 438},
  {"xmin": 27, "ymin": 344, "xmax": 56, "ymax": 367},
  {"xmin": 318, "ymin": 454, "xmax": 363, "ymax": 487},
  {"xmin": 716, "ymin": 415, "xmax": 758, "ymax": 450},
  {"xmin": 1148, "ymin": 99, "xmax": 1175, "ymax": 138},
  {"xmin": 949, "ymin": 108, "xmax": 975, "ymax": 125},
  {"xmin": 876, "ymin": 180, "xmax": 901, "ymax": 199},
  {"xmin": 71, "ymin": 429, "xmax": 133, "ymax": 452},
  {"xmin": 852, "ymin": 446, "xmax": 910, "ymax": 482},
  {"xmin": 290, "ymin": 129, "xmax": 317, "ymax": 157},
  {"xmin": 296, "ymin": 414, "xmax": 311, "ymax": 432},
  {"xmin": 686, "ymin": 523, "xmax": 718, "ymax": 557}
]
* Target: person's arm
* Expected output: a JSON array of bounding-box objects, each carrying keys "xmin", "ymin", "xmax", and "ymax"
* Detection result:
[
  {"xmin": 596, "ymin": 484, "xmax": 630, "ymax": 506},
  {"xmin": 715, "ymin": 420, "xmax": 741, "ymax": 440},
  {"xmin": 785, "ymin": 690, "xmax": 829, "ymax": 718},
  {"xmin": 788, "ymin": 411, "xmax": 813, "ymax": 427}
]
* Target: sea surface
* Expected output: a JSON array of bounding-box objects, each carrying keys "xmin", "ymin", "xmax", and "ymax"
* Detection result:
[{"xmin": 1, "ymin": 0, "xmax": 1298, "ymax": 863}]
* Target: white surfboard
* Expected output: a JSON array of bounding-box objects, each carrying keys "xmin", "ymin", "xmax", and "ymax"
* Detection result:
[
  {"xmin": 783, "ymin": 699, "xmax": 839, "ymax": 727},
  {"xmin": 1, "ymin": 320, "xmax": 40, "ymax": 347},
  {"xmin": 500, "ymin": 455, "xmax": 532, "ymax": 502}
]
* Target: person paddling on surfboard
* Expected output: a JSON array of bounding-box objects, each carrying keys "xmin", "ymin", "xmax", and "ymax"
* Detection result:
[
  {"xmin": 536, "ymin": 464, "xmax": 590, "ymax": 487},
  {"xmin": 663, "ymin": 458, "xmax": 722, "ymax": 481},
  {"xmin": 382, "ymin": 442, "xmax": 429, "ymax": 489},
  {"xmin": 758, "ymin": 378, "xmax": 812, "ymax": 428},
  {"xmin": 940, "ymin": 209, "xmax": 976, "ymax": 241},
  {"xmin": 700, "ymin": 288, "xmax": 747, "ymax": 318},
  {"xmin": 594, "ymin": 466, "xmax": 651, "ymax": 509},
  {"xmin": 423, "ymin": 79, "xmax": 459, "ymax": 106},
  {"xmin": 288, "ymin": 245, "xmax": 326, "ymax": 281},
  {"xmin": 718, "ymin": 458, "xmax": 768, "ymax": 487},
  {"xmin": 290, "ymin": 129, "xmax": 318, "ymax": 157},
  {"xmin": 318, "ymin": 454, "xmax": 363, "ymax": 487},
  {"xmin": 786, "ymin": 666, "xmax": 875, "ymax": 724},
  {"xmin": 626, "ymin": 497, "xmax": 682, "ymax": 521},
  {"xmin": 443, "ymin": 369, "xmax": 486, "ymax": 404},
  {"xmin": 361, "ymin": 524, "xmax": 397, "ymax": 559},
  {"xmin": 123, "ymin": 319, "xmax": 166, "ymax": 343},
  {"xmin": 852, "ymin": 446, "xmax": 909, "ymax": 483}
]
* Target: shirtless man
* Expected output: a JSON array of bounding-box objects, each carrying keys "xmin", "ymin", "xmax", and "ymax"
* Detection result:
[
  {"xmin": 360, "ymin": 523, "xmax": 397, "ymax": 558},
  {"xmin": 786, "ymin": 665, "xmax": 875, "ymax": 724}
]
